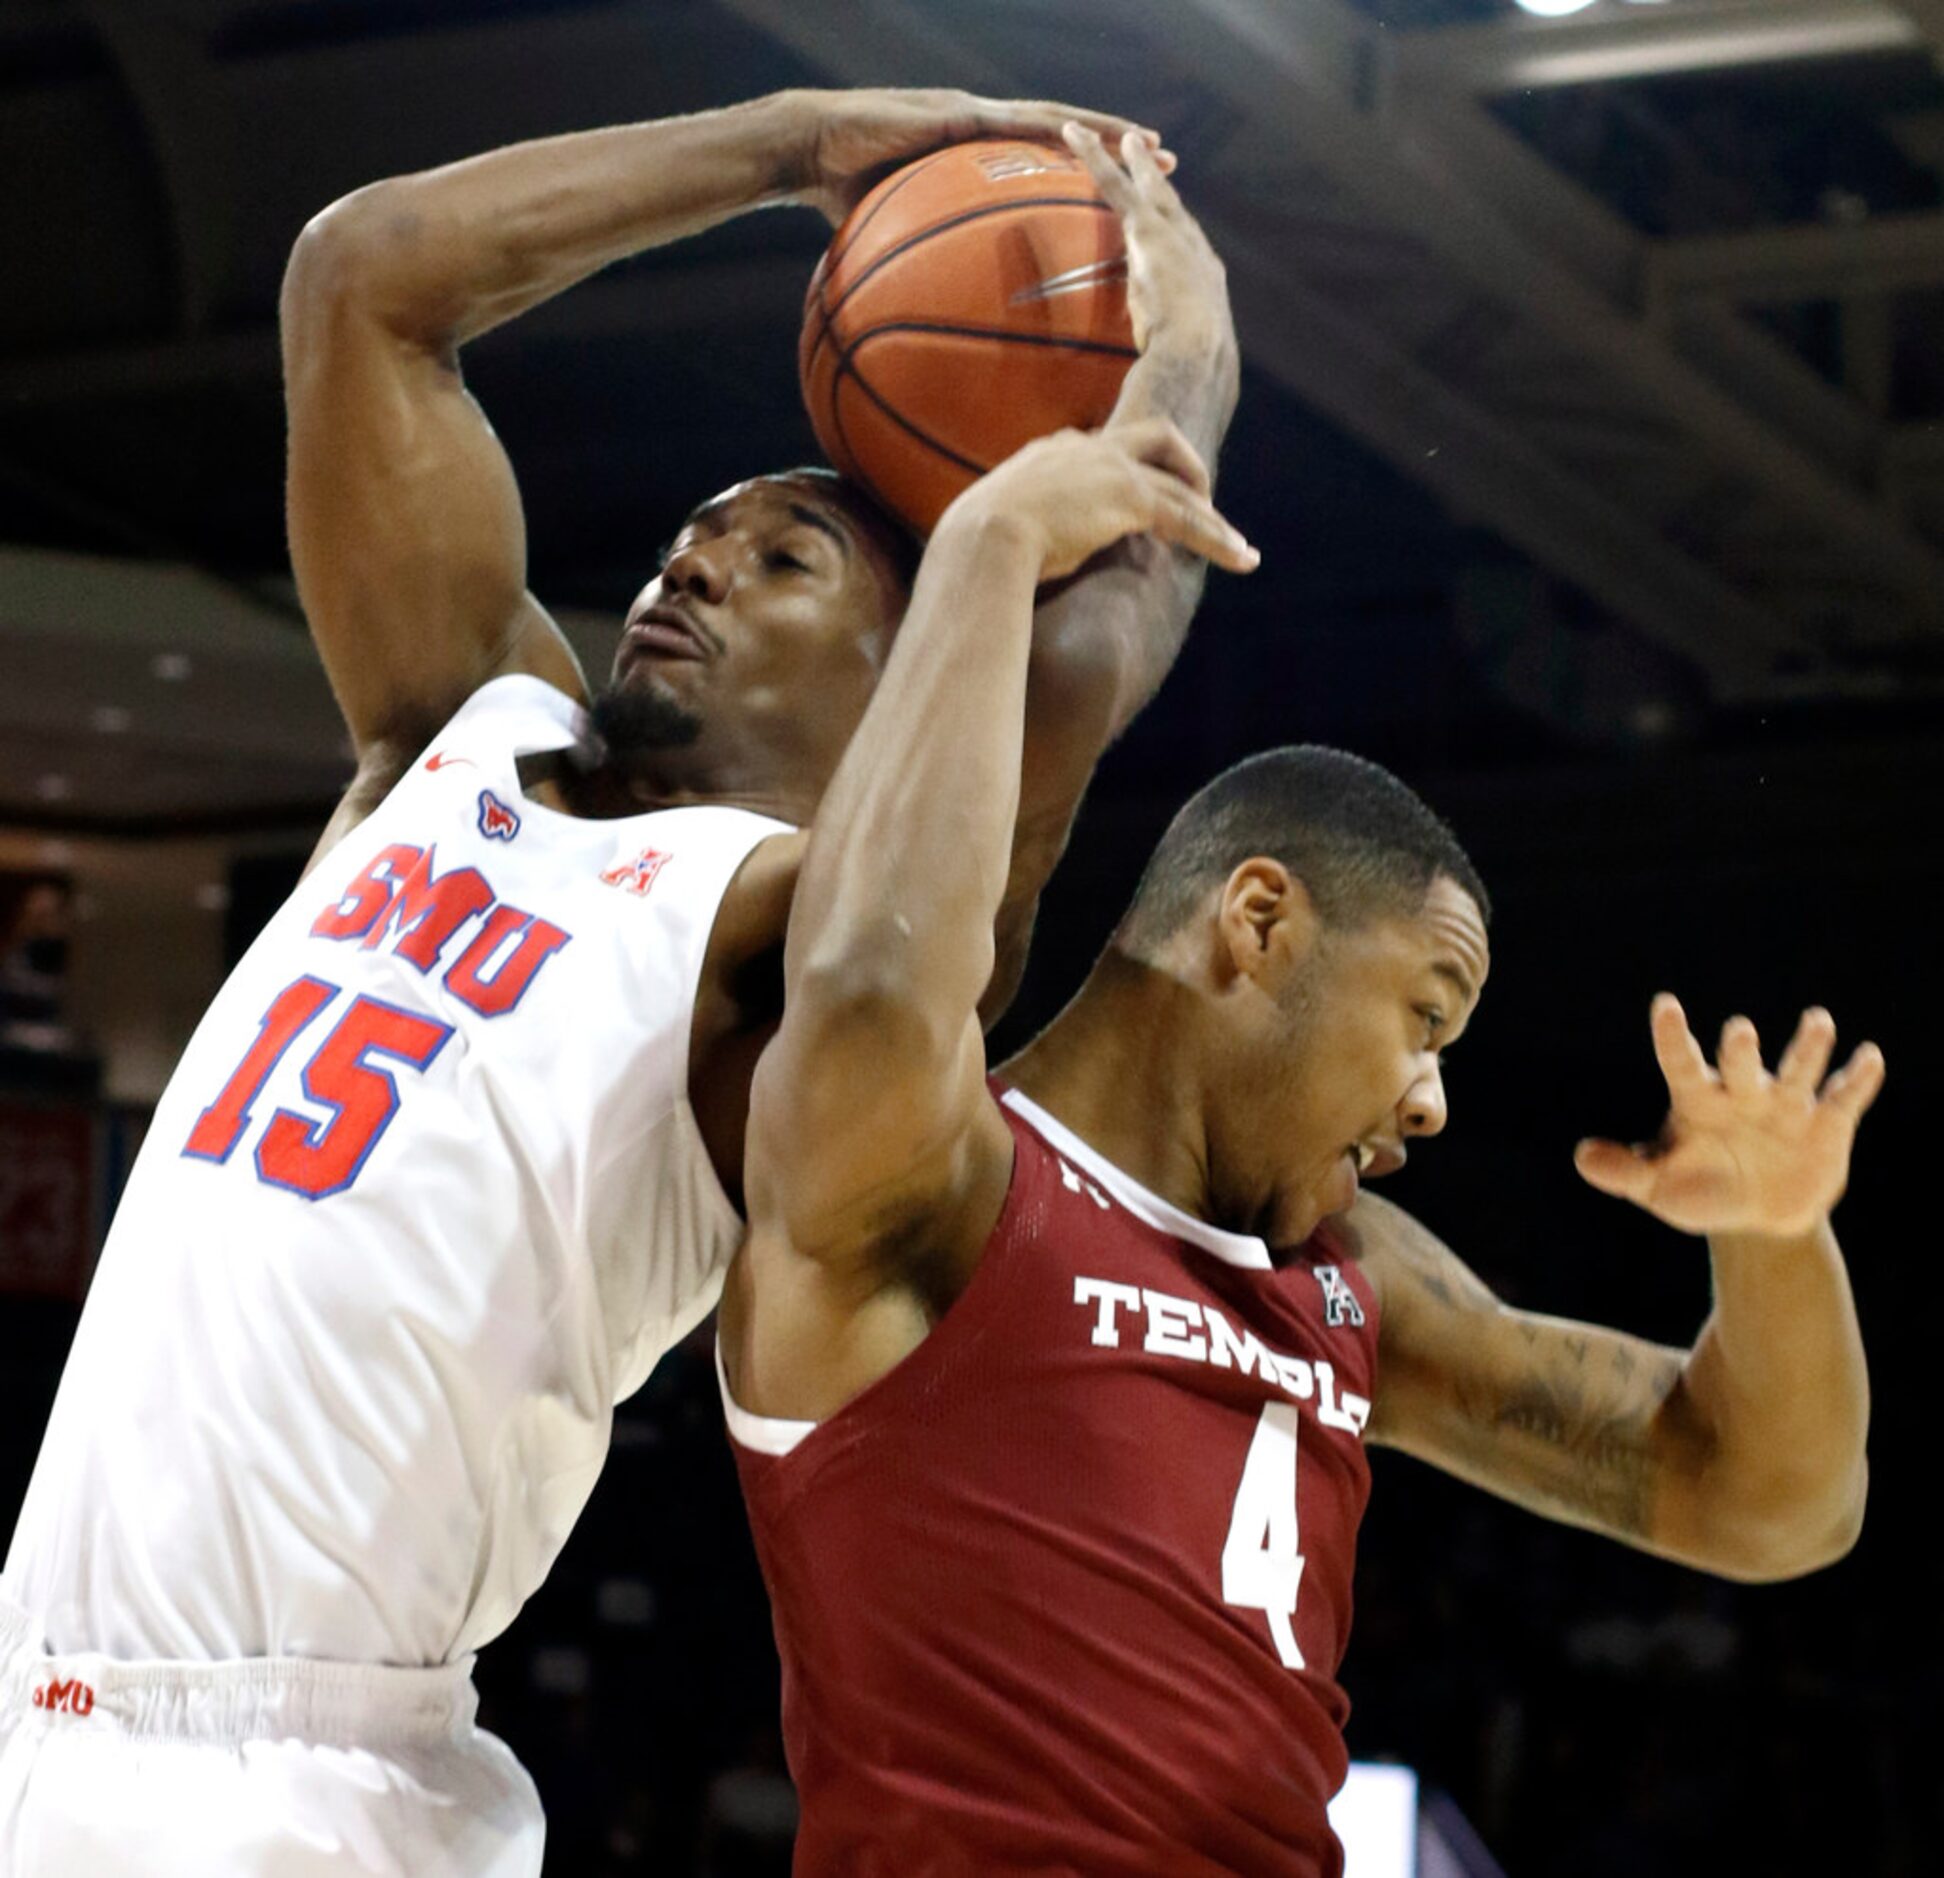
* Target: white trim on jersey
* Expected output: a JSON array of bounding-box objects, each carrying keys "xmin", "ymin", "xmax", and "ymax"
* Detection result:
[
  {"xmin": 999, "ymin": 1089, "xmax": 1274, "ymax": 1271},
  {"xmin": 716, "ymin": 1342, "xmax": 817, "ymax": 1456},
  {"xmin": 718, "ymin": 1092, "xmax": 1279, "ymax": 1461}
]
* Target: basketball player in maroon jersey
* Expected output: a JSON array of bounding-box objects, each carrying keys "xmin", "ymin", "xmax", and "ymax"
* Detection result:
[{"xmin": 718, "ymin": 248, "xmax": 1884, "ymax": 1872}]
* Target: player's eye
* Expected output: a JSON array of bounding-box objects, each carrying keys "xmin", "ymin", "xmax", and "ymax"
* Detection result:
[
  {"xmin": 766, "ymin": 549, "xmax": 812, "ymax": 574},
  {"xmin": 1416, "ymin": 1006, "xmax": 1445, "ymax": 1046}
]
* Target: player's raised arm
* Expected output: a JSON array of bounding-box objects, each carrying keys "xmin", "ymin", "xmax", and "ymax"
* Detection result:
[
  {"xmin": 281, "ymin": 91, "xmax": 1163, "ymax": 828},
  {"xmin": 982, "ymin": 126, "xmax": 1242, "ymax": 1022},
  {"xmin": 1358, "ymin": 996, "xmax": 1883, "ymax": 1582},
  {"xmin": 746, "ymin": 425, "xmax": 1255, "ymax": 1268}
]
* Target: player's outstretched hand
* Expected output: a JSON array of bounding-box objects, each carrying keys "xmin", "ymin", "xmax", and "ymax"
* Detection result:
[
  {"xmin": 1573, "ymin": 994, "xmax": 1885, "ymax": 1239},
  {"xmin": 795, "ymin": 89, "xmax": 1171, "ymax": 225},
  {"xmin": 944, "ymin": 420, "xmax": 1258, "ymax": 583},
  {"xmin": 1061, "ymin": 122, "xmax": 1229, "ymax": 356}
]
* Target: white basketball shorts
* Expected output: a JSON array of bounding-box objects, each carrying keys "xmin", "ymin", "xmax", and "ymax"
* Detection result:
[{"xmin": 0, "ymin": 1593, "xmax": 543, "ymax": 1876}]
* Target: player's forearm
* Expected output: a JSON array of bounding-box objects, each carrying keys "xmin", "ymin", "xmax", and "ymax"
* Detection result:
[
  {"xmin": 1079, "ymin": 319, "xmax": 1239, "ymax": 738},
  {"xmin": 288, "ymin": 92, "xmax": 815, "ymax": 346},
  {"xmin": 1118, "ymin": 312, "xmax": 1240, "ymax": 484},
  {"xmin": 991, "ymin": 322, "xmax": 1241, "ymax": 1000},
  {"xmin": 787, "ymin": 511, "xmax": 1040, "ymax": 1035},
  {"xmin": 1675, "ymin": 1217, "xmax": 1869, "ymax": 1577}
]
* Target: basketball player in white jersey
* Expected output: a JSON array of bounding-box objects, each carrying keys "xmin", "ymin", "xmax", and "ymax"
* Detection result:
[{"xmin": 0, "ymin": 98, "xmax": 1238, "ymax": 1872}]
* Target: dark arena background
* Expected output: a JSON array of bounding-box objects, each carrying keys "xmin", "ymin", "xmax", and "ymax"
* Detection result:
[{"xmin": 0, "ymin": 2, "xmax": 1935, "ymax": 1872}]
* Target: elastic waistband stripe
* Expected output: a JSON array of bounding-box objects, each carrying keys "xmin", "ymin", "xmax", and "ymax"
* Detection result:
[{"xmin": 2, "ymin": 1599, "xmax": 477, "ymax": 1746}]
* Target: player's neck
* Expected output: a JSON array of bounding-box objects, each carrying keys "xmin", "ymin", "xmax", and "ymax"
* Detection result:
[
  {"xmin": 1001, "ymin": 951, "xmax": 1217, "ymax": 1223},
  {"xmin": 533, "ymin": 746, "xmax": 818, "ymax": 827}
]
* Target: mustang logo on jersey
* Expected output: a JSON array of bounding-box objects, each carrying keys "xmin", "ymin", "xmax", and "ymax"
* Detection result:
[
  {"xmin": 1071, "ymin": 1278, "xmax": 1371, "ymax": 1435},
  {"xmin": 477, "ymin": 790, "xmax": 521, "ymax": 841}
]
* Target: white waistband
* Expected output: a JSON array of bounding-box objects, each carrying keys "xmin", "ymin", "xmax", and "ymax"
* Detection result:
[{"xmin": 1, "ymin": 1592, "xmax": 478, "ymax": 1747}]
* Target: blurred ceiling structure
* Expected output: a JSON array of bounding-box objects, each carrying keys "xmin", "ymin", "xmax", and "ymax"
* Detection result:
[{"xmin": 2, "ymin": 0, "xmax": 1942, "ymax": 829}]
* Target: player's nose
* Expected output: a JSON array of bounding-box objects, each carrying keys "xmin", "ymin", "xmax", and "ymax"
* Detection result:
[
  {"xmin": 661, "ymin": 536, "xmax": 732, "ymax": 605},
  {"xmin": 1400, "ymin": 1061, "xmax": 1447, "ymax": 1139}
]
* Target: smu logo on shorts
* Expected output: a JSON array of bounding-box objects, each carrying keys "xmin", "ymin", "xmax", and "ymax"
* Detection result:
[
  {"xmin": 30, "ymin": 1678, "xmax": 94, "ymax": 1717},
  {"xmin": 478, "ymin": 790, "xmax": 521, "ymax": 841},
  {"xmin": 1314, "ymin": 1265, "xmax": 1365, "ymax": 1329}
]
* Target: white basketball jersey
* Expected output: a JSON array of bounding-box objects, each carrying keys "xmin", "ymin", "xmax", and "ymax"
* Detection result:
[{"xmin": 3, "ymin": 675, "xmax": 790, "ymax": 1667}]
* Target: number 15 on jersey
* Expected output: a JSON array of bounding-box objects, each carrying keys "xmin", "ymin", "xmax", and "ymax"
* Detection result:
[{"xmin": 183, "ymin": 976, "xmax": 453, "ymax": 1200}]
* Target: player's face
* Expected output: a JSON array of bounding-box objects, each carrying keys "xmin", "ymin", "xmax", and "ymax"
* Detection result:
[
  {"xmin": 610, "ymin": 476, "xmax": 906, "ymax": 768},
  {"xmin": 1253, "ymin": 875, "xmax": 1489, "ymax": 1248}
]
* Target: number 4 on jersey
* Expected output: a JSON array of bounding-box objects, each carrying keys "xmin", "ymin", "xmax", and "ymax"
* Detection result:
[{"xmin": 1222, "ymin": 1402, "xmax": 1307, "ymax": 1669}]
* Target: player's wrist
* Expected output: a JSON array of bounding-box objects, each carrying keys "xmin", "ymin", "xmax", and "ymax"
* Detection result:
[
  {"xmin": 929, "ymin": 496, "xmax": 1050, "ymax": 581},
  {"xmin": 1709, "ymin": 1210, "xmax": 1838, "ymax": 1255},
  {"xmin": 1140, "ymin": 303, "xmax": 1236, "ymax": 364},
  {"xmin": 756, "ymin": 89, "xmax": 832, "ymax": 205}
]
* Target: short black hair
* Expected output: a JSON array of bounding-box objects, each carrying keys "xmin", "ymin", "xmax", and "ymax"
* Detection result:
[
  {"xmin": 776, "ymin": 466, "xmax": 922, "ymax": 597},
  {"xmin": 1118, "ymin": 746, "xmax": 1489, "ymax": 955}
]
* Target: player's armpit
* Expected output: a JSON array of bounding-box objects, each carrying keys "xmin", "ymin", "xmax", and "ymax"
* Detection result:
[
  {"xmin": 282, "ymin": 201, "xmax": 586, "ymax": 757},
  {"xmin": 1350, "ymin": 1193, "xmax": 1727, "ymax": 1569}
]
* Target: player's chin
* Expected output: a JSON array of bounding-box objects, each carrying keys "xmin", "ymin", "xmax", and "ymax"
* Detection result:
[
  {"xmin": 587, "ymin": 674, "xmax": 705, "ymax": 757},
  {"xmin": 616, "ymin": 644, "xmax": 701, "ymax": 690}
]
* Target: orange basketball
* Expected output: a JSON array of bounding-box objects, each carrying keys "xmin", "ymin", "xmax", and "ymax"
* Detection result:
[{"xmin": 800, "ymin": 139, "xmax": 1136, "ymax": 537}]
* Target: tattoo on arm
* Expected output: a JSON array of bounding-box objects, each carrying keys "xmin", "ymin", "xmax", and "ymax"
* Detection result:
[
  {"xmin": 1451, "ymin": 1348, "xmax": 1697, "ymax": 1542},
  {"xmin": 1409, "ymin": 1253, "xmax": 1498, "ymax": 1316}
]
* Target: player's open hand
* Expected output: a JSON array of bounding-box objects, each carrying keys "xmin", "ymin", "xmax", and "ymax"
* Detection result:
[
  {"xmin": 794, "ymin": 89, "xmax": 1170, "ymax": 225},
  {"xmin": 944, "ymin": 420, "xmax": 1258, "ymax": 582},
  {"xmin": 1573, "ymin": 994, "xmax": 1885, "ymax": 1239},
  {"xmin": 1061, "ymin": 123, "xmax": 1231, "ymax": 357}
]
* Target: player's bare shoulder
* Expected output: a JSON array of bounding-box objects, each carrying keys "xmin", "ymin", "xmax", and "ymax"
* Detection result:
[{"xmin": 1331, "ymin": 1189, "xmax": 1501, "ymax": 1330}]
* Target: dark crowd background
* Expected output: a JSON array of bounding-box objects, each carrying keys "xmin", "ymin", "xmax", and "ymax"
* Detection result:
[{"xmin": 1, "ymin": 2, "xmax": 1936, "ymax": 1872}]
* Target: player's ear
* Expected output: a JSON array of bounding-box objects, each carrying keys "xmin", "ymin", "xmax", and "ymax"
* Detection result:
[{"xmin": 1216, "ymin": 858, "xmax": 1317, "ymax": 987}]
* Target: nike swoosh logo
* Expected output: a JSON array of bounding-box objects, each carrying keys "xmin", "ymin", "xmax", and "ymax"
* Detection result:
[
  {"xmin": 1009, "ymin": 256, "xmax": 1129, "ymax": 306},
  {"xmin": 424, "ymin": 752, "xmax": 476, "ymax": 772}
]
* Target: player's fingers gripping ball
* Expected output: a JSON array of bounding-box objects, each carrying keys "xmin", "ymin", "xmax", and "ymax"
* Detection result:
[{"xmin": 800, "ymin": 138, "xmax": 1138, "ymax": 537}]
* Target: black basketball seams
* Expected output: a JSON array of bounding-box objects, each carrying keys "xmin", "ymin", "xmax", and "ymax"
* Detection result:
[
  {"xmin": 804, "ymin": 147, "xmax": 960, "ymax": 379},
  {"xmin": 832, "ymin": 345, "xmax": 987, "ymax": 490},
  {"xmin": 823, "ymin": 144, "xmax": 961, "ymax": 278},
  {"xmin": 800, "ymin": 194, "xmax": 1119, "ymax": 384},
  {"xmin": 828, "ymin": 318, "xmax": 1138, "ymax": 517},
  {"xmin": 850, "ymin": 321, "xmax": 1139, "ymax": 362}
]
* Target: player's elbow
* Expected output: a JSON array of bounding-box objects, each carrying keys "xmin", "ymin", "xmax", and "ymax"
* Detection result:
[
  {"xmin": 1692, "ymin": 1464, "xmax": 1868, "ymax": 1583},
  {"xmin": 1027, "ymin": 582, "xmax": 1142, "ymax": 741},
  {"xmin": 281, "ymin": 182, "xmax": 450, "ymax": 346},
  {"xmin": 285, "ymin": 186, "xmax": 391, "ymax": 293}
]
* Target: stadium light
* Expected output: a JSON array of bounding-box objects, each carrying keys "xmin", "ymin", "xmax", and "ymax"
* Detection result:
[{"xmin": 1513, "ymin": 0, "xmax": 1669, "ymax": 16}]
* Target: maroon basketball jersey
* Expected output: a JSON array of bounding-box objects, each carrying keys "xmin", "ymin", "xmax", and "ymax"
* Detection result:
[{"xmin": 727, "ymin": 1086, "xmax": 1381, "ymax": 1876}]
